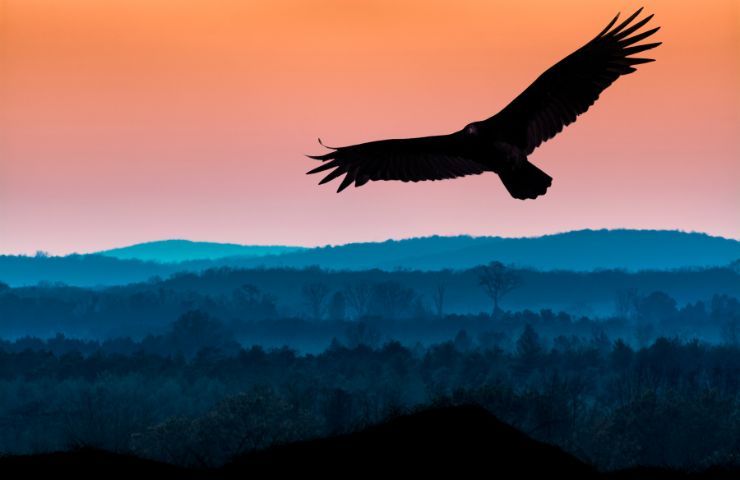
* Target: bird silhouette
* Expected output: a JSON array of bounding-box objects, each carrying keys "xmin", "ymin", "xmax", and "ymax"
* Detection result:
[{"xmin": 307, "ymin": 9, "xmax": 660, "ymax": 200}]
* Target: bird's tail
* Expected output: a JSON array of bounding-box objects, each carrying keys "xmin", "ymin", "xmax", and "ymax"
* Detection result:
[{"xmin": 498, "ymin": 159, "xmax": 552, "ymax": 200}]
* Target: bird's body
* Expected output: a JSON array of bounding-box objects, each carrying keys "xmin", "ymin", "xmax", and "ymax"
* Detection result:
[{"xmin": 308, "ymin": 9, "xmax": 660, "ymax": 200}]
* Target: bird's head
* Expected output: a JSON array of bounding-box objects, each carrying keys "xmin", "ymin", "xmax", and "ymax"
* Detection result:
[{"xmin": 464, "ymin": 123, "xmax": 480, "ymax": 135}]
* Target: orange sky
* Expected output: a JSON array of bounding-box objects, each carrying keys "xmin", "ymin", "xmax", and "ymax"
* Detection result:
[{"xmin": 1, "ymin": 0, "xmax": 738, "ymax": 255}]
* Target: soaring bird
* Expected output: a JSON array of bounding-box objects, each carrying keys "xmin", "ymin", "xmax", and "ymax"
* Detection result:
[{"xmin": 307, "ymin": 9, "xmax": 660, "ymax": 200}]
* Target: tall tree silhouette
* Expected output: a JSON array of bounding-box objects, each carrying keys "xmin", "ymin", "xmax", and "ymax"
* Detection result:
[
  {"xmin": 478, "ymin": 261, "xmax": 521, "ymax": 317},
  {"xmin": 302, "ymin": 282, "xmax": 330, "ymax": 320}
]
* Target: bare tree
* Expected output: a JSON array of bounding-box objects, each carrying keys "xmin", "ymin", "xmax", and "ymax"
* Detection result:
[
  {"xmin": 477, "ymin": 261, "xmax": 520, "ymax": 318},
  {"xmin": 432, "ymin": 283, "xmax": 446, "ymax": 317},
  {"xmin": 730, "ymin": 259, "xmax": 740, "ymax": 275},
  {"xmin": 233, "ymin": 284, "xmax": 261, "ymax": 304},
  {"xmin": 344, "ymin": 321, "xmax": 382, "ymax": 349},
  {"xmin": 615, "ymin": 288, "xmax": 640, "ymax": 320},
  {"xmin": 721, "ymin": 315, "xmax": 740, "ymax": 346},
  {"xmin": 328, "ymin": 291, "xmax": 347, "ymax": 321},
  {"xmin": 344, "ymin": 282, "xmax": 371, "ymax": 319},
  {"xmin": 370, "ymin": 281, "xmax": 416, "ymax": 319},
  {"xmin": 302, "ymin": 282, "xmax": 330, "ymax": 320}
]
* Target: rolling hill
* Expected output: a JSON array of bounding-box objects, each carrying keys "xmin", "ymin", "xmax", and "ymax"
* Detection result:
[
  {"xmin": 196, "ymin": 229, "xmax": 740, "ymax": 272},
  {"xmin": 1, "ymin": 406, "xmax": 736, "ymax": 478},
  {"xmin": 98, "ymin": 239, "xmax": 304, "ymax": 263},
  {"xmin": 1, "ymin": 229, "xmax": 738, "ymax": 287}
]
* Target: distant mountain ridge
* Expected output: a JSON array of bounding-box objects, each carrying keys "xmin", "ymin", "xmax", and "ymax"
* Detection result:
[
  {"xmin": 98, "ymin": 239, "xmax": 304, "ymax": 263},
  {"xmin": 214, "ymin": 229, "xmax": 740, "ymax": 272},
  {"xmin": 1, "ymin": 229, "xmax": 738, "ymax": 287}
]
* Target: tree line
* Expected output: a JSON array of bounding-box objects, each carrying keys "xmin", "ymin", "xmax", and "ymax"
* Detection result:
[{"xmin": 0, "ymin": 325, "xmax": 738, "ymax": 470}]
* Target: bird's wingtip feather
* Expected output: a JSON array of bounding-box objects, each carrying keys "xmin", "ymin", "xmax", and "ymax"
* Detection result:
[
  {"xmin": 336, "ymin": 173, "xmax": 355, "ymax": 192},
  {"xmin": 609, "ymin": 8, "xmax": 645, "ymax": 37},
  {"xmin": 596, "ymin": 12, "xmax": 620, "ymax": 38},
  {"xmin": 317, "ymin": 137, "xmax": 338, "ymax": 150},
  {"xmin": 306, "ymin": 152, "xmax": 336, "ymax": 161}
]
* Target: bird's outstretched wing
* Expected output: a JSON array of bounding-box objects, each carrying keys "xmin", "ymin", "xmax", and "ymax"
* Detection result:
[
  {"xmin": 306, "ymin": 134, "xmax": 485, "ymax": 192},
  {"xmin": 483, "ymin": 8, "xmax": 660, "ymax": 155}
]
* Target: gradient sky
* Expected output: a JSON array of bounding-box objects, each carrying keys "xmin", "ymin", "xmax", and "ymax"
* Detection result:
[{"xmin": 1, "ymin": 0, "xmax": 738, "ymax": 255}]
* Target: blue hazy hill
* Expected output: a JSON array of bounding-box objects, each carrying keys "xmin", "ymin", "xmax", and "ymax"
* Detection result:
[
  {"xmin": 220, "ymin": 229, "xmax": 739, "ymax": 272},
  {"xmin": 1, "ymin": 229, "xmax": 738, "ymax": 287},
  {"xmin": 98, "ymin": 239, "xmax": 304, "ymax": 263}
]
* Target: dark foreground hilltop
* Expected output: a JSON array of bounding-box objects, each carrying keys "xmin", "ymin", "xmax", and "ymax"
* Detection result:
[{"xmin": 1, "ymin": 406, "xmax": 736, "ymax": 479}]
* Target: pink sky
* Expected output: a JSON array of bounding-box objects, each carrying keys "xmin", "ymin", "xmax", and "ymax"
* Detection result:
[{"xmin": 1, "ymin": 1, "xmax": 738, "ymax": 255}]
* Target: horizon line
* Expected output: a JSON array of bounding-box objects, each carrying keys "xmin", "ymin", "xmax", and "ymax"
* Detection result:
[{"xmin": 4, "ymin": 227, "xmax": 739, "ymax": 258}]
